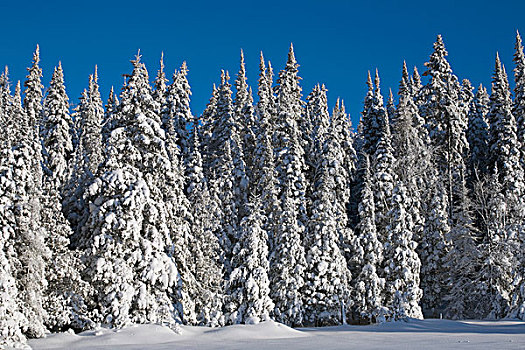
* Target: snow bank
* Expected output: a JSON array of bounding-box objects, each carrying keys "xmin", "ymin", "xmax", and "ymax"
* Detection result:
[{"xmin": 29, "ymin": 319, "xmax": 525, "ymax": 350}]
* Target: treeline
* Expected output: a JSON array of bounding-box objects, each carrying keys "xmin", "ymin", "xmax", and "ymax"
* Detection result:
[{"xmin": 1, "ymin": 33, "xmax": 525, "ymax": 348}]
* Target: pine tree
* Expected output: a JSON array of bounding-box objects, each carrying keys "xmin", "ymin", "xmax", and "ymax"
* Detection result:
[
  {"xmin": 185, "ymin": 121, "xmax": 224, "ymax": 326},
  {"xmin": 165, "ymin": 61, "xmax": 193, "ymax": 164},
  {"xmin": 467, "ymin": 84, "xmax": 490, "ymax": 184},
  {"xmin": 488, "ymin": 53, "xmax": 525, "ymax": 216},
  {"xmin": 270, "ymin": 187, "xmax": 307, "ymax": 327},
  {"xmin": 152, "ymin": 52, "xmax": 168, "ymax": 112},
  {"xmin": 101, "ymin": 86, "xmax": 118, "ymax": 146},
  {"xmin": 420, "ymin": 35, "xmax": 469, "ymax": 219},
  {"xmin": 23, "ymin": 45, "xmax": 43, "ymax": 133},
  {"xmin": 81, "ymin": 53, "xmax": 184, "ymax": 329},
  {"xmin": 418, "ymin": 176, "xmax": 451, "ymax": 318},
  {"xmin": 253, "ymin": 53, "xmax": 280, "ymax": 252},
  {"xmin": 514, "ymin": 31, "xmax": 525, "ymax": 167},
  {"xmin": 272, "ymin": 44, "xmax": 309, "ymax": 244},
  {"xmin": 370, "ymin": 71, "xmax": 396, "ymax": 245},
  {"xmin": 0, "ymin": 79, "xmax": 29, "ymax": 348},
  {"xmin": 199, "ymin": 83, "xmax": 218, "ymax": 178},
  {"xmin": 234, "ymin": 50, "xmax": 257, "ymax": 178},
  {"xmin": 64, "ymin": 68, "xmax": 104, "ymax": 237},
  {"xmin": 207, "ymin": 70, "xmax": 248, "ymax": 272},
  {"xmin": 351, "ymin": 155, "xmax": 385, "ymax": 324},
  {"xmin": 226, "ymin": 196, "xmax": 273, "ymax": 325},
  {"xmin": 41, "ymin": 62, "xmax": 74, "ymax": 194},
  {"xmin": 303, "ymin": 144, "xmax": 351, "ymax": 326},
  {"xmin": 383, "ymin": 181, "xmax": 423, "ymax": 320},
  {"xmin": 447, "ymin": 169, "xmax": 516, "ymax": 319}
]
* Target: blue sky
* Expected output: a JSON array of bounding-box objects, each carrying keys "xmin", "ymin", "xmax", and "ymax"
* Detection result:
[{"xmin": 0, "ymin": 0, "xmax": 523, "ymax": 125}]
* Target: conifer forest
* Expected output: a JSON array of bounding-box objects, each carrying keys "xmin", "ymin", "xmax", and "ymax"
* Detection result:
[{"xmin": 2, "ymin": 33, "xmax": 525, "ymax": 348}]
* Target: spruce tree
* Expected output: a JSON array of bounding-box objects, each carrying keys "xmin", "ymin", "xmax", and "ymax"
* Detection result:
[
  {"xmin": 207, "ymin": 70, "xmax": 248, "ymax": 272},
  {"xmin": 303, "ymin": 142, "xmax": 351, "ymax": 326},
  {"xmin": 514, "ymin": 31, "xmax": 525, "ymax": 167},
  {"xmin": 488, "ymin": 53, "xmax": 525, "ymax": 214},
  {"xmin": 467, "ymin": 84, "xmax": 490, "ymax": 184},
  {"xmin": 226, "ymin": 196, "xmax": 273, "ymax": 325},
  {"xmin": 64, "ymin": 68, "xmax": 104, "ymax": 237},
  {"xmin": 272, "ymin": 44, "xmax": 308, "ymax": 230},
  {"xmin": 41, "ymin": 62, "xmax": 74, "ymax": 194},
  {"xmin": 165, "ymin": 61, "xmax": 193, "ymax": 165},
  {"xmin": 253, "ymin": 53, "xmax": 280, "ymax": 252},
  {"xmin": 81, "ymin": 53, "xmax": 184, "ymax": 329},
  {"xmin": 420, "ymin": 35, "xmax": 469, "ymax": 219},
  {"xmin": 383, "ymin": 181, "xmax": 423, "ymax": 320},
  {"xmin": 101, "ymin": 86, "xmax": 118, "ymax": 146},
  {"xmin": 351, "ymin": 155, "xmax": 385, "ymax": 323},
  {"xmin": 234, "ymin": 50, "xmax": 257, "ymax": 178},
  {"xmin": 185, "ymin": 121, "xmax": 224, "ymax": 326},
  {"xmin": 270, "ymin": 186, "xmax": 307, "ymax": 327}
]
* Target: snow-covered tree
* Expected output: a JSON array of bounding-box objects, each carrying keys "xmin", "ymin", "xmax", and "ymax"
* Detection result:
[
  {"xmin": 253, "ymin": 53, "xmax": 280, "ymax": 252},
  {"xmin": 272, "ymin": 44, "xmax": 308, "ymax": 230},
  {"xmin": 234, "ymin": 50, "xmax": 257, "ymax": 177},
  {"xmin": 488, "ymin": 53, "xmax": 525, "ymax": 216},
  {"xmin": 226, "ymin": 196, "xmax": 273, "ymax": 325},
  {"xmin": 207, "ymin": 70, "xmax": 248, "ymax": 271},
  {"xmin": 418, "ymin": 176, "xmax": 451, "ymax": 318},
  {"xmin": 467, "ymin": 84, "xmax": 490, "ymax": 184},
  {"xmin": 303, "ymin": 148, "xmax": 351, "ymax": 326},
  {"xmin": 23, "ymin": 45, "xmax": 43, "ymax": 133},
  {"xmin": 0, "ymin": 78, "xmax": 30, "ymax": 348},
  {"xmin": 419, "ymin": 35, "xmax": 469, "ymax": 218},
  {"xmin": 514, "ymin": 31, "xmax": 525, "ymax": 167},
  {"xmin": 383, "ymin": 181, "xmax": 423, "ymax": 320},
  {"xmin": 41, "ymin": 62, "xmax": 74, "ymax": 193},
  {"xmin": 165, "ymin": 61, "xmax": 193, "ymax": 164},
  {"xmin": 101, "ymin": 86, "xmax": 118, "ymax": 146},
  {"xmin": 64, "ymin": 67, "xmax": 104, "ymax": 237},
  {"xmin": 185, "ymin": 120, "xmax": 224, "ymax": 326},
  {"xmin": 370, "ymin": 71, "xmax": 396, "ymax": 245},
  {"xmin": 270, "ymin": 186, "xmax": 307, "ymax": 327},
  {"xmin": 81, "ymin": 53, "xmax": 184, "ymax": 329},
  {"xmin": 351, "ymin": 155, "xmax": 385, "ymax": 324}
]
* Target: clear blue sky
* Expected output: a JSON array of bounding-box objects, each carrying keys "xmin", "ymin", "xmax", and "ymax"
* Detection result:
[{"xmin": 0, "ymin": 0, "xmax": 523, "ymax": 126}]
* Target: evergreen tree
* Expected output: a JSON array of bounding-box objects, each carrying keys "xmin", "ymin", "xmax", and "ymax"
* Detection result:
[
  {"xmin": 270, "ymin": 187, "xmax": 307, "ymax": 327},
  {"xmin": 41, "ymin": 62, "xmax": 74, "ymax": 194},
  {"xmin": 64, "ymin": 68, "xmax": 104, "ymax": 237},
  {"xmin": 253, "ymin": 53, "xmax": 280, "ymax": 252},
  {"xmin": 370, "ymin": 71, "xmax": 396, "ymax": 244},
  {"xmin": 0, "ymin": 78, "xmax": 30, "ymax": 348},
  {"xmin": 488, "ymin": 53, "xmax": 525, "ymax": 216},
  {"xmin": 165, "ymin": 61, "xmax": 193, "ymax": 164},
  {"xmin": 81, "ymin": 53, "xmax": 184, "ymax": 329},
  {"xmin": 467, "ymin": 84, "xmax": 490, "ymax": 184},
  {"xmin": 351, "ymin": 155, "xmax": 385, "ymax": 324},
  {"xmin": 420, "ymin": 35, "xmax": 469, "ymax": 219},
  {"xmin": 383, "ymin": 181, "xmax": 423, "ymax": 320},
  {"xmin": 418, "ymin": 176, "xmax": 451, "ymax": 317},
  {"xmin": 514, "ymin": 31, "xmax": 525, "ymax": 167},
  {"xmin": 185, "ymin": 121, "xmax": 224, "ymax": 326},
  {"xmin": 101, "ymin": 86, "xmax": 118, "ymax": 146},
  {"xmin": 272, "ymin": 44, "xmax": 308, "ymax": 231},
  {"xmin": 234, "ymin": 50, "xmax": 257, "ymax": 178},
  {"xmin": 303, "ymin": 142, "xmax": 351, "ymax": 326},
  {"xmin": 23, "ymin": 45, "xmax": 43, "ymax": 133},
  {"xmin": 226, "ymin": 196, "xmax": 273, "ymax": 325},
  {"xmin": 207, "ymin": 70, "xmax": 248, "ymax": 272}
]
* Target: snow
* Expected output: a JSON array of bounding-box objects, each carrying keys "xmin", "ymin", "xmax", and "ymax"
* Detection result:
[{"xmin": 29, "ymin": 319, "xmax": 525, "ymax": 350}]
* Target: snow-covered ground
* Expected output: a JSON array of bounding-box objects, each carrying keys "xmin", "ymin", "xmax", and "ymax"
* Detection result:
[{"xmin": 28, "ymin": 319, "xmax": 525, "ymax": 350}]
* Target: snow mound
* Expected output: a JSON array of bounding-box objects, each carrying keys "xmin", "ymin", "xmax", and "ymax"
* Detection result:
[
  {"xmin": 200, "ymin": 320, "xmax": 308, "ymax": 340},
  {"xmin": 29, "ymin": 324, "xmax": 182, "ymax": 350}
]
